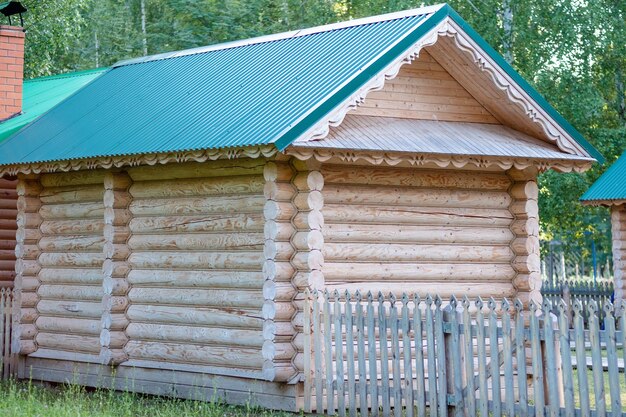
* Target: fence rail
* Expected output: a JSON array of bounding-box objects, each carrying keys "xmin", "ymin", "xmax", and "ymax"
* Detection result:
[
  {"xmin": 304, "ymin": 290, "xmax": 626, "ymax": 417},
  {"xmin": 0, "ymin": 287, "xmax": 15, "ymax": 380}
]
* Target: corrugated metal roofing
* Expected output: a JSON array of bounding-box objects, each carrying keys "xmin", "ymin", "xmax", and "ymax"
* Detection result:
[
  {"xmin": 0, "ymin": 4, "xmax": 602, "ymax": 167},
  {"xmin": 295, "ymin": 115, "xmax": 595, "ymax": 162},
  {"xmin": 0, "ymin": 68, "xmax": 107, "ymax": 143},
  {"xmin": 580, "ymin": 151, "xmax": 626, "ymax": 203}
]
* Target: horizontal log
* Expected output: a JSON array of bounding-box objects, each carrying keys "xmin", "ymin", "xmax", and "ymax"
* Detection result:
[
  {"xmin": 39, "ymin": 253, "xmax": 105, "ymax": 268},
  {"xmin": 263, "ymin": 241, "xmax": 295, "ymax": 261},
  {"xmin": 320, "ymin": 281, "xmax": 516, "ymax": 299},
  {"xmin": 20, "ymin": 292, "xmax": 39, "ymax": 307},
  {"xmin": 509, "ymin": 200, "xmax": 539, "ymax": 218},
  {"xmin": 40, "ymin": 219, "xmax": 104, "ymax": 236},
  {"xmin": 264, "ymin": 219, "xmax": 295, "ymax": 242},
  {"xmin": 291, "ymin": 230, "xmax": 324, "ymax": 251},
  {"xmin": 17, "ymin": 259, "xmax": 41, "ymax": 275},
  {"xmin": 129, "ymin": 175, "xmax": 264, "ymax": 198},
  {"xmin": 21, "ymin": 277, "xmax": 40, "ymax": 291},
  {"xmin": 36, "ymin": 316, "xmax": 101, "ymax": 336},
  {"xmin": 510, "ymin": 219, "xmax": 539, "ymax": 236},
  {"xmin": 40, "ymin": 201, "xmax": 104, "ymax": 220},
  {"xmin": 124, "ymin": 340, "xmax": 264, "ymax": 369},
  {"xmin": 128, "ymin": 251, "xmax": 263, "ymax": 270},
  {"xmin": 510, "ymin": 181, "xmax": 538, "ymax": 199},
  {"xmin": 323, "ymin": 243, "xmax": 514, "ymax": 263},
  {"xmin": 128, "ymin": 287, "xmax": 263, "ymax": 308},
  {"xmin": 126, "ymin": 323, "xmax": 264, "ymax": 347},
  {"xmin": 128, "ymin": 232, "xmax": 264, "ymax": 251},
  {"xmin": 292, "ymin": 210, "xmax": 324, "ymax": 230},
  {"xmin": 292, "ymin": 190, "xmax": 323, "ymax": 211},
  {"xmin": 19, "ymin": 339, "xmax": 37, "ymax": 355},
  {"xmin": 512, "ymin": 272, "xmax": 542, "ymax": 292},
  {"xmin": 20, "ymin": 323, "xmax": 37, "ymax": 340},
  {"xmin": 0, "ymin": 249, "xmax": 15, "ymax": 260},
  {"xmin": 17, "ymin": 196, "xmax": 41, "ymax": 213},
  {"xmin": 14, "ymin": 244, "xmax": 38, "ymax": 260},
  {"xmin": 1, "ymin": 259, "xmax": 17, "ymax": 273},
  {"xmin": 38, "ymin": 268, "xmax": 102, "ymax": 285},
  {"xmin": 37, "ymin": 299, "xmax": 102, "ymax": 318},
  {"xmin": 263, "ymin": 260, "xmax": 295, "ymax": 282},
  {"xmin": 263, "ymin": 300, "xmax": 295, "ymax": 321},
  {"xmin": 0, "ymin": 218, "xmax": 17, "ymax": 230},
  {"xmin": 126, "ymin": 304, "xmax": 263, "ymax": 329},
  {"xmin": 0, "ymin": 208, "xmax": 17, "ymax": 220},
  {"xmin": 321, "ymin": 165, "xmax": 511, "ymax": 190},
  {"xmin": 263, "ymin": 181, "xmax": 296, "ymax": 201},
  {"xmin": 36, "ymin": 332, "xmax": 101, "ymax": 354},
  {"xmin": 0, "ymin": 271, "xmax": 15, "ymax": 281},
  {"xmin": 324, "ymin": 223, "xmax": 513, "ymax": 244},
  {"xmin": 40, "ymin": 184, "xmax": 104, "ymax": 204},
  {"xmin": 263, "ymin": 161, "xmax": 294, "ymax": 183},
  {"xmin": 263, "ymin": 200, "xmax": 297, "ymax": 221},
  {"xmin": 323, "ymin": 262, "xmax": 516, "ymax": 281},
  {"xmin": 323, "ymin": 204, "xmax": 512, "ymax": 227},
  {"xmin": 512, "ymin": 254, "xmax": 541, "ymax": 274},
  {"xmin": 129, "ymin": 213, "xmax": 264, "ymax": 233},
  {"xmin": 37, "ymin": 284, "xmax": 102, "ymax": 301},
  {"xmin": 290, "ymin": 250, "xmax": 324, "ymax": 271},
  {"xmin": 511, "ymin": 236, "xmax": 540, "ymax": 255},
  {"xmin": 0, "ymin": 199, "xmax": 17, "ymax": 210},
  {"xmin": 128, "ymin": 159, "xmax": 267, "ymax": 181},
  {"xmin": 127, "ymin": 269, "xmax": 263, "ymax": 289},
  {"xmin": 129, "ymin": 194, "xmax": 264, "ymax": 217},
  {"xmin": 323, "ymin": 185, "xmax": 511, "ymax": 209},
  {"xmin": 292, "ymin": 171, "xmax": 324, "ymax": 192},
  {"xmin": 0, "ymin": 228, "xmax": 16, "ymax": 240},
  {"xmin": 40, "ymin": 170, "xmax": 106, "ymax": 187},
  {"xmin": 100, "ymin": 329, "xmax": 129, "ymax": 349},
  {"xmin": 39, "ymin": 235, "xmax": 105, "ymax": 252},
  {"xmin": 19, "ymin": 308, "xmax": 37, "ymax": 324},
  {"xmin": 0, "ymin": 239, "xmax": 16, "ymax": 250}
]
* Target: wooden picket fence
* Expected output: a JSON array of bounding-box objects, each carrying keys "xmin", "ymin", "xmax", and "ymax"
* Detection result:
[
  {"xmin": 303, "ymin": 290, "xmax": 626, "ymax": 417},
  {"xmin": 542, "ymin": 279, "xmax": 614, "ymax": 325},
  {"xmin": 0, "ymin": 287, "xmax": 15, "ymax": 380}
]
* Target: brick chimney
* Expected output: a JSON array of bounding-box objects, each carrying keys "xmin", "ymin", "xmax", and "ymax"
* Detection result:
[{"xmin": 0, "ymin": 25, "xmax": 24, "ymax": 121}]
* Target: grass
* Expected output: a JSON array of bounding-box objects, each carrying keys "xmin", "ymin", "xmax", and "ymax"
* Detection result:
[
  {"xmin": 0, "ymin": 379, "xmax": 296, "ymax": 417},
  {"xmin": 571, "ymin": 365, "xmax": 626, "ymax": 411}
]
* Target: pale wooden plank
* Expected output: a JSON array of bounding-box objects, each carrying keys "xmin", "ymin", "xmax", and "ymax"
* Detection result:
[
  {"xmin": 335, "ymin": 291, "xmax": 346, "ymax": 417},
  {"xmin": 487, "ymin": 298, "xmax": 501, "ymax": 417},
  {"xmin": 0, "ymin": 289, "xmax": 5, "ymax": 379},
  {"xmin": 515, "ymin": 300, "xmax": 529, "ymax": 417},
  {"xmin": 461, "ymin": 297, "xmax": 476, "ymax": 417},
  {"xmin": 304, "ymin": 290, "xmax": 312, "ymax": 413},
  {"xmin": 541, "ymin": 299, "xmax": 559, "ymax": 417},
  {"xmin": 475, "ymin": 298, "xmax": 488, "ymax": 417},
  {"xmin": 401, "ymin": 294, "xmax": 414, "ymax": 417},
  {"xmin": 557, "ymin": 301, "xmax": 575, "ymax": 417},
  {"xmin": 588, "ymin": 301, "xmax": 606, "ymax": 417},
  {"xmin": 390, "ymin": 295, "xmax": 402, "ymax": 417},
  {"xmin": 603, "ymin": 303, "xmax": 621, "ymax": 417},
  {"xmin": 530, "ymin": 302, "xmax": 545, "ymax": 417},
  {"xmin": 425, "ymin": 295, "xmax": 438, "ymax": 417},
  {"xmin": 434, "ymin": 297, "xmax": 447, "ymax": 417},
  {"xmin": 324, "ymin": 292, "xmax": 335, "ymax": 414},
  {"xmin": 379, "ymin": 293, "xmax": 391, "ymax": 417},
  {"xmin": 414, "ymin": 295, "xmax": 426, "ymax": 417},
  {"xmin": 446, "ymin": 297, "xmax": 463, "ymax": 417},
  {"xmin": 314, "ymin": 291, "xmax": 324, "ymax": 413},
  {"xmin": 573, "ymin": 301, "xmax": 591, "ymax": 417},
  {"xmin": 345, "ymin": 291, "xmax": 357, "ymax": 417},
  {"xmin": 501, "ymin": 299, "xmax": 515, "ymax": 417},
  {"xmin": 367, "ymin": 293, "xmax": 379, "ymax": 416},
  {"xmin": 355, "ymin": 292, "xmax": 368, "ymax": 416}
]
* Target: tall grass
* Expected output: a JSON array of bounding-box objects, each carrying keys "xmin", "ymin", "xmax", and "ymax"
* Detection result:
[{"xmin": 0, "ymin": 379, "xmax": 296, "ymax": 417}]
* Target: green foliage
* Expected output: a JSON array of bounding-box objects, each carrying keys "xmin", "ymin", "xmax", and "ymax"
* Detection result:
[{"xmin": 12, "ymin": 0, "xmax": 626, "ymax": 254}]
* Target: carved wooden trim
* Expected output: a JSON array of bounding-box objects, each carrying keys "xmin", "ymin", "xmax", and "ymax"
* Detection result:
[
  {"xmin": 0, "ymin": 146, "xmax": 278, "ymax": 177},
  {"xmin": 286, "ymin": 147, "xmax": 592, "ymax": 173}
]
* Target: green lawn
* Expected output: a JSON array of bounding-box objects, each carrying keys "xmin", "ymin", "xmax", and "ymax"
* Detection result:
[
  {"xmin": 0, "ymin": 380, "xmax": 295, "ymax": 417},
  {"xmin": 571, "ymin": 366, "xmax": 626, "ymax": 411}
]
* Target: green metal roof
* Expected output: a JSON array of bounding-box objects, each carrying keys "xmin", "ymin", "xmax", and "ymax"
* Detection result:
[
  {"xmin": 0, "ymin": 4, "xmax": 602, "ymax": 167},
  {"xmin": 581, "ymin": 151, "xmax": 626, "ymax": 204},
  {"xmin": 0, "ymin": 67, "xmax": 107, "ymax": 143}
]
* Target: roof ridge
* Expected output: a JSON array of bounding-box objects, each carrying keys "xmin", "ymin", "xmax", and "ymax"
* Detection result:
[
  {"xmin": 25, "ymin": 67, "xmax": 109, "ymax": 84},
  {"xmin": 113, "ymin": 3, "xmax": 445, "ymax": 68}
]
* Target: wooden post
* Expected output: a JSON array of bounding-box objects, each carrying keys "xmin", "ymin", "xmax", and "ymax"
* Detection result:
[{"xmin": 610, "ymin": 205, "xmax": 626, "ymax": 307}]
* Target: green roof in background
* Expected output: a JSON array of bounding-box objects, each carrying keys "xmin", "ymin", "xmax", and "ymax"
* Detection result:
[
  {"xmin": 0, "ymin": 4, "xmax": 602, "ymax": 166},
  {"xmin": 581, "ymin": 151, "xmax": 626, "ymax": 204},
  {"xmin": 0, "ymin": 67, "xmax": 108, "ymax": 143}
]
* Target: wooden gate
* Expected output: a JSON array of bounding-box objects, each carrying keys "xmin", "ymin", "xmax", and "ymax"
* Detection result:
[{"xmin": 304, "ymin": 290, "xmax": 626, "ymax": 417}]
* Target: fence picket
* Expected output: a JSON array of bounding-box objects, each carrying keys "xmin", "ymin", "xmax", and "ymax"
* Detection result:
[
  {"xmin": 390, "ymin": 295, "xmax": 402, "ymax": 417},
  {"xmin": 447, "ymin": 297, "xmax": 463, "ymax": 417},
  {"xmin": 620, "ymin": 303, "xmax": 626, "ymax": 389},
  {"xmin": 515, "ymin": 300, "xmax": 528, "ymax": 417},
  {"xmin": 434, "ymin": 296, "xmax": 447, "ymax": 417},
  {"xmin": 603, "ymin": 303, "xmax": 621, "ymax": 417},
  {"xmin": 304, "ymin": 289, "xmax": 312, "ymax": 413},
  {"xmin": 413, "ymin": 295, "xmax": 426, "ymax": 417},
  {"xmin": 557, "ymin": 300, "xmax": 575, "ymax": 417},
  {"xmin": 487, "ymin": 298, "xmax": 501, "ymax": 417},
  {"xmin": 0, "ymin": 289, "xmax": 5, "ymax": 380},
  {"xmin": 355, "ymin": 291, "xmax": 368, "ymax": 416},
  {"xmin": 367, "ymin": 292, "xmax": 379, "ymax": 417},
  {"xmin": 313, "ymin": 290, "xmax": 324, "ymax": 413},
  {"xmin": 379, "ymin": 292, "xmax": 391, "ymax": 417},
  {"xmin": 501, "ymin": 299, "xmax": 515, "ymax": 417},
  {"xmin": 334, "ymin": 290, "xmax": 346, "ymax": 417},
  {"xmin": 425, "ymin": 295, "xmax": 438, "ymax": 417},
  {"xmin": 345, "ymin": 291, "xmax": 357, "ymax": 417},
  {"xmin": 324, "ymin": 291, "xmax": 334, "ymax": 414},
  {"xmin": 573, "ymin": 301, "xmax": 590, "ymax": 417},
  {"xmin": 588, "ymin": 301, "xmax": 606, "ymax": 417},
  {"xmin": 461, "ymin": 297, "xmax": 475, "ymax": 417},
  {"xmin": 475, "ymin": 298, "xmax": 488, "ymax": 417},
  {"xmin": 541, "ymin": 298, "xmax": 559, "ymax": 417},
  {"xmin": 530, "ymin": 301, "xmax": 545, "ymax": 417},
  {"xmin": 401, "ymin": 294, "xmax": 414, "ymax": 417}
]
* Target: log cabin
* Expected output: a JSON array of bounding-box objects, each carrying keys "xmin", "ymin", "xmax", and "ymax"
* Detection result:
[
  {"xmin": 0, "ymin": 4, "xmax": 601, "ymax": 410},
  {"xmin": 581, "ymin": 152, "xmax": 626, "ymax": 305},
  {"xmin": 0, "ymin": 25, "xmax": 105, "ymax": 288}
]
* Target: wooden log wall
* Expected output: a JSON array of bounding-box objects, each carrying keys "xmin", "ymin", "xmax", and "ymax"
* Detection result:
[
  {"xmin": 0, "ymin": 178, "xmax": 17, "ymax": 288},
  {"xmin": 611, "ymin": 205, "xmax": 626, "ymax": 306},
  {"xmin": 289, "ymin": 160, "xmax": 325, "ymax": 377},
  {"xmin": 34, "ymin": 172, "xmax": 106, "ymax": 359},
  {"xmin": 352, "ymin": 50, "xmax": 498, "ymax": 124},
  {"xmin": 507, "ymin": 168, "xmax": 541, "ymax": 307},
  {"xmin": 319, "ymin": 164, "xmax": 517, "ymax": 300},
  {"xmin": 124, "ymin": 160, "xmax": 269, "ymax": 379}
]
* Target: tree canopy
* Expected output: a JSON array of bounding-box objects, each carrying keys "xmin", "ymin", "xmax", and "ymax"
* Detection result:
[{"xmin": 13, "ymin": 0, "xmax": 626, "ymax": 259}]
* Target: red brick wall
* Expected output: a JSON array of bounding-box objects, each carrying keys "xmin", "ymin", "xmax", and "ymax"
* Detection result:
[{"xmin": 0, "ymin": 25, "xmax": 24, "ymax": 120}]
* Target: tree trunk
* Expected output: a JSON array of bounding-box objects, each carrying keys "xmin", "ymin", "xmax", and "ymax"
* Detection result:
[
  {"xmin": 501, "ymin": 0, "xmax": 513, "ymax": 64},
  {"xmin": 141, "ymin": 0, "xmax": 148, "ymax": 56}
]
